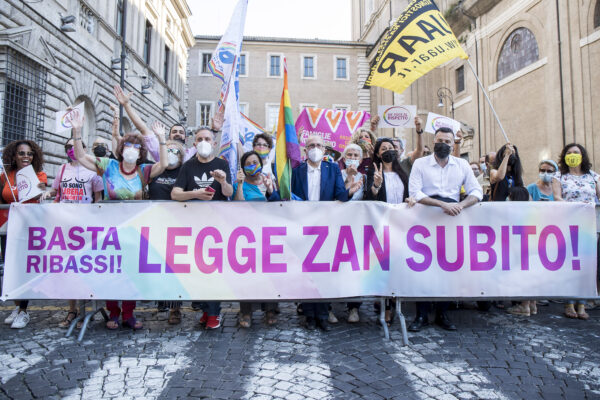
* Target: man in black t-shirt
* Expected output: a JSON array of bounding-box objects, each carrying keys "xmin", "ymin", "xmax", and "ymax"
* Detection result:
[
  {"xmin": 170, "ymin": 127, "xmax": 232, "ymax": 330},
  {"xmin": 171, "ymin": 128, "xmax": 232, "ymax": 201}
]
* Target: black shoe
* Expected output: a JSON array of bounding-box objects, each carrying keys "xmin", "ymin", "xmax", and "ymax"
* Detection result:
[
  {"xmin": 435, "ymin": 313, "xmax": 457, "ymax": 331},
  {"xmin": 305, "ymin": 316, "xmax": 316, "ymax": 330},
  {"xmin": 296, "ymin": 304, "xmax": 304, "ymax": 316},
  {"xmin": 316, "ymin": 318, "xmax": 331, "ymax": 332},
  {"xmin": 408, "ymin": 315, "xmax": 428, "ymax": 332}
]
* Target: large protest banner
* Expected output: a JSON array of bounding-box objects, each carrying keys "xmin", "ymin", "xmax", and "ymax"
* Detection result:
[
  {"xmin": 2, "ymin": 202, "xmax": 596, "ymax": 300},
  {"xmin": 295, "ymin": 108, "xmax": 370, "ymax": 153}
]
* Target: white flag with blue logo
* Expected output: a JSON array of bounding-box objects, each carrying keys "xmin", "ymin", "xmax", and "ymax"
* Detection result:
[{"xmin": 209, "ymin": 0, "xmax": 248, "ymax": 179}]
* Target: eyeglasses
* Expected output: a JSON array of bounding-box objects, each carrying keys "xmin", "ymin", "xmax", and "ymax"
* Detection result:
[
  {"xmin": 124, "ymin": 142, "xmax": 141, "ymax": 149},
  {"xmin": 17, "ymin": 151, "xmax": 34, "ymax": 157},
  {"xmin": 306, "ymin": 143, "xmax": 324, "ymax": 150},
  {"xmin": 167, "ymin": 148, "xmax": 181, "ymax": 155},
  {"xmin": 539, "ymin": 169, "xmax": 555, "ymax": 173},
  {"xmin": 254, "ymin": 142, "xmax": 270, "ymax": 148}
]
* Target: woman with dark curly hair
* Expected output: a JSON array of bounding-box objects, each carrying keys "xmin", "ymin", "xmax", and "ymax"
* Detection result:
[
  {"xmin": 71, "ymin": 109, "xmax": 168, "ymax": 330},
  {"xmin": 555, "ymin": 143, "xmax": 599, "ymax": 320},
  {"xmin": 1, "ymin": 139, "xmax": 47, "ymax": 329},
  {"xmin": 490, "ymin": 143, "xmax": 524, "ymax": 201}
]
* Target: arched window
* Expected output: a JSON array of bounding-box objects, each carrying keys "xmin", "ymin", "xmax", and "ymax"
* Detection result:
[
  {"xmin": 496, "ymin": 27, "xmax": 539, "ymax": 81},
  {"xmin": 595, "ymin": 1, "xmax": 600, "ymax": 28}
]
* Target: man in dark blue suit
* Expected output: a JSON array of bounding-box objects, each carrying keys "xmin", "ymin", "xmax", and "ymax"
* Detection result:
[{"xmin": 294, "ymin": 135, "xmax": 348, "ymax": 331}]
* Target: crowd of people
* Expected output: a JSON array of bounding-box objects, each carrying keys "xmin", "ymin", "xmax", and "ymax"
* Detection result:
[{"xmin": 1, "ymin": 85, "xmax": 598, "ymax": 332}]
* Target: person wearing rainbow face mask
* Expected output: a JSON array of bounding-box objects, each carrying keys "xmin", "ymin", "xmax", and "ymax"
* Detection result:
[
  {"xmin": 41, "ymin": 138, "xmax": 103, "ymax": 329},
  {"xmin": 555, "ymin": 143, "xmax": 600, "ymax": 320},
  {"xmin": 233, "ymin": 150, "xmax": 277, "ymax": 327},
  {"xmin": 251, "ymin": 133, "xmax": 276, "ymax": 185}
]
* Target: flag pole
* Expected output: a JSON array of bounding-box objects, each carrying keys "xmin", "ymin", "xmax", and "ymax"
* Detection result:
[{"xmin": 466, "ymin": 59, "xmax": 510, "ymax": 143}]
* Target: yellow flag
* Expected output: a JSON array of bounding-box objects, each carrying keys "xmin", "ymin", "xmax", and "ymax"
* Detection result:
[{"xmin": 365, "ymin": 0, "xmax": 468, "ymax": 94}]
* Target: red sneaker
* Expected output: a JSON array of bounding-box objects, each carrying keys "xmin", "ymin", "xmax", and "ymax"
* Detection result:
[
  {"xmin": 206, "ymin": 315, "xmax": 221, "ymax": 329},
  {"xmin": 198, "ymin": 312, "xmax": 208, "ymax": 325}
]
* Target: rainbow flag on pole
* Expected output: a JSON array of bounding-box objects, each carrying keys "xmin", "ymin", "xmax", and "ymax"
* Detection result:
[{"xmin": 275, "ymin": 58, "xmax": 301, "ymax": 200}]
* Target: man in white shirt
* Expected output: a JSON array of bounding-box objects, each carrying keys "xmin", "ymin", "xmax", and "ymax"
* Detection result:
[{"xmin": 407, "ymin": 127, "xmax": 483, "ymax": 332}]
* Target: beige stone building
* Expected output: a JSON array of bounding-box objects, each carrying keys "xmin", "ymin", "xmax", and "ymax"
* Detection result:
[
  {"xmin": 187, "ymin": 36, "xmax": 369, "ymax": 133},
  {"xmin": 352, "ymin": 0, "xmax": 600, "ymax": 183},
  {"xmin": 1, "ymin": 0, "xmax": 194, "ymax": 178}
]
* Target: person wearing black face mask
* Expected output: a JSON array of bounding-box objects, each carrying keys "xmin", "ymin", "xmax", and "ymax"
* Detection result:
[
  {"xmin": 406, "ymin": 127, "xmax": 483, "ymax": 332},
  {"xmin": 489, "ymin": 143, "xmax": 524, "ymax": 201},
  {"xmin": 365, "ymin": 138, "xmax": 410, "ymax": 324}
]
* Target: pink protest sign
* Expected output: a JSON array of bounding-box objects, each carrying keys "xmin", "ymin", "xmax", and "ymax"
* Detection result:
[{"xmin": 295, "ymin": 108, "xmax": 370, "ymax": 152}]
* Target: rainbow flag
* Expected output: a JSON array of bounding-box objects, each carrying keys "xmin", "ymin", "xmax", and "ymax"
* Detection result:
[{"xmin": 275, "ymin": 59, "xmax": 301, "ymax": 200}]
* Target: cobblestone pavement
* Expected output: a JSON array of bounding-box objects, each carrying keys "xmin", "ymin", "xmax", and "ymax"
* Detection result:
[{"xmin": 0, "ymin": 300, "xmax": 599, "ymax": 400}]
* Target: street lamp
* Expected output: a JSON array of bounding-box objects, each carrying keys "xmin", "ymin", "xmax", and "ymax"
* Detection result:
[{"xmin": 437, "ymin": 87, "xmax": 455, "ymax": 119}]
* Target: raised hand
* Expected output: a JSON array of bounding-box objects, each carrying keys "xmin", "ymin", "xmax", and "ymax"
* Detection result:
[
  {"xmin": 373, "ymin": 163, "xmax": 383, "ymax": 187},
  {"xmin": 151, "ymin": 120, "xmax": 167, "ymax": 139},
  {"xmin": 262, "ymin": 174, "xmax": 274, "ymax": 194},
  {"xmin": 211, "ymin": 107, "xmax": 225, "ymax": 132},
  {"xmin": 349, "ymin": 179, "xmax": 363, "ymax": 196},
  {"xmin": 69, "ymin": 109, "xmax": 84, "ymax": 131},
  {"xmin": 346, "ymin": 163, "xmax": 358, "ymax": 177},
  {"xmin": 236, "ymin": 168, "xmax": 245, "ymax": 184},
  {"xmin": 414, "ymin": 116, "xmax": 423, "ymax": 131},
  {"xmin": 370, "ymin": 115, "xmax": 380, "ymax": 130},
  {"xmin": 113, "ymin": 85, "xmax": 133, "ymax": 106}
]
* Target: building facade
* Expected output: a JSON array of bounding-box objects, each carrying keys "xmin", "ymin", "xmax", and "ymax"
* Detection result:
[
  {"xmin": 0, "ymin": 0, "xmax": 194, "ymax": 179},
  {"xmin": 352, "ymin": 0, "xmax": 600, "ymax": 183},
  {"xmin": 187, "ymin": 36, "xmax": 370, "ymax": 133}
]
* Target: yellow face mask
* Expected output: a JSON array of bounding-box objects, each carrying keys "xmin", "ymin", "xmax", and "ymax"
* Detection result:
[{"xmin": 565, "ymin": 153, "xmax": 582, "ymax": 168}]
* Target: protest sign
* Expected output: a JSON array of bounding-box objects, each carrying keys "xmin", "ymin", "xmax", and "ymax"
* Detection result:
[
  {"xmin": 3, "ymin": 201, "xmax": 596, "ymax": 301},
  {"xmin": 377, "ymin": 105, "xmax": 417, "ymax": 128},
  {"xmin": 55, "ymin": 102, "xmax": 85, "ymax": 134},
  {"xmin": 16, "ymin": 165, "xmax": 43, "ymax": 202},
  {"xmin": 295, "ymin": 108, "xmax": 370, "ymax": 153},
  {"xmin": 425, "ymin": 112, "xmax": 461, "ymax": 135}
]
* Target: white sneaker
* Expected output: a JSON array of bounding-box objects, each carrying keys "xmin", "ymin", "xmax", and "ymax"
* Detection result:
[
  {"xmin": 328, "ymin": 310, "xmax": 338, "ymax": 324},
  {"xmin": 348, "ymin": 308, "xmax": 360, "ymax": 323},
  {"xmin": 10, "ymin": 311, "xmax": 30, "ymax": 329},
  {"xmin": 4, "ymin": 306, "xmax": 19, "ymax": 325}
]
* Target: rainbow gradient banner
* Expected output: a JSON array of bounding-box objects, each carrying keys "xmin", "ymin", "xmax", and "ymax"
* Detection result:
[{"xmin": 2, "ymin": 202, "xmax": 597, "ymax": 300}]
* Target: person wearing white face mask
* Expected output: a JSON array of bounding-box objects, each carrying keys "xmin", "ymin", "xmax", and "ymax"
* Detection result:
[
  {"xmin": 283, "ymin": 135, "xmax": 348, "ymax": 332},
  {"xmin": 170, "ymin": 127, "xmax": 233, "ymax": 330},
  {"xmin": 72, "ymin": 112, "xmax": 168, "ymax": 331},
  {"xmin": 341, "ymin": 144, "xmax": 365, "ymax": 201}
]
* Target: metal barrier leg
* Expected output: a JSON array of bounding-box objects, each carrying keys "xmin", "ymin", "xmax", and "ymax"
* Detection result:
[
  {"xmin": 396, "ymin": 298, "xmax": 409, "ymax": 346},
  {"xmin": 65, "ymin": 301, "xmax": 87, "ymax": 338},
  {"xmin": 379, "ymin": 298, "xmax": 389, "ymax": 340},
  {"xmin": 77, "ymin": 306, "xmax": 105, "ymax": 342}
]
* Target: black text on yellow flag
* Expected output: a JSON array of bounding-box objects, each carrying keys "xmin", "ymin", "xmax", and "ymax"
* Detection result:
[{"xmin": 365, "ymin": 0, "xmax": 468, "ymax": 94}]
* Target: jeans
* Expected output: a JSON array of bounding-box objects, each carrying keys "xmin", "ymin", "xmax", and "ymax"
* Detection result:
[
  {"xmin": 195, "ymin": 301, "xmax": 221, "ymax": 316},
  {"xmin": 567, "ymin": 300, "xmax": 586, "ymax": 305}
]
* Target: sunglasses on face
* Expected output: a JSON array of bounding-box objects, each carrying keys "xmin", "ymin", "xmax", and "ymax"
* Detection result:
[
  {"xmin": 124, "ymin": 142, "xmax": 141, "ymax": 149},
  {"xmin": 17, "ymin": 151, "xmax": 34, "ymax": 157},
  {"xmin": 168, "ymin": 148, "xmax": 181, "ymax": 155},
  {"xmin": 539, "ymin": 169, "xmax": 555, "ymax": 173}
]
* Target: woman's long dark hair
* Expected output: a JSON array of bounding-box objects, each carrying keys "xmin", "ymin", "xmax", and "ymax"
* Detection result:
[
  {"xmin": 370, "ymin": 138, "xmax": 409, "ymax": 200},
  {"xmin": 558, "ymin": 143, "xmax": 591, "ymax": 175},
  {"xmin": 493, "ymin": 143, "xmax": 524, "ymax": 187}
]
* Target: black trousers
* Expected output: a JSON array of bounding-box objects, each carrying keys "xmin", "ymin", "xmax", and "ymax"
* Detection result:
[
  {"xmin": 414, "ymin": 195, "xmax": 457, "ymax": 318},
  {"xmin": 302, "ymin": 302, "xmax": 329, "ymax": 319}
]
